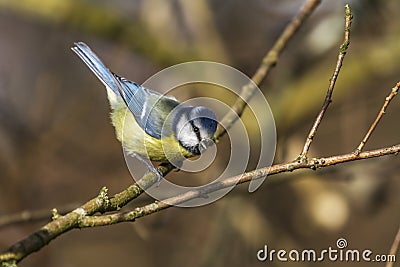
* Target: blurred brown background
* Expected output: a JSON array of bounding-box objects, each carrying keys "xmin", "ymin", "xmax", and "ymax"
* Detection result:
[{"xmin": 0, "ymin": 0, "xmax": 399, "ymax": 266}]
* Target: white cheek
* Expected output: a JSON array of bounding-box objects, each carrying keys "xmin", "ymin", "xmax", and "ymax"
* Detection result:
[
  {"xmin": 175, "ymin": 113, "xmax": 198, "ymax": 146},
  {"xmin": 178, "ymin": 126, "xmax": 198, "ymax": 146}
]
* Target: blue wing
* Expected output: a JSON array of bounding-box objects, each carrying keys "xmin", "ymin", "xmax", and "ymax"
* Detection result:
[
  {"xmin": 72, "ymin": 42, "xmax": 179, "ymax": 139},
  {"xmin": 112, "ymin": 74, "xmax": 180, "ymax": 139}
]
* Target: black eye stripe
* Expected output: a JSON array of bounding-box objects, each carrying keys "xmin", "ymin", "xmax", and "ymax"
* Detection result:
[{"xmin": 190, "ymin": 121, "xmax": 201, "ymax": 142}]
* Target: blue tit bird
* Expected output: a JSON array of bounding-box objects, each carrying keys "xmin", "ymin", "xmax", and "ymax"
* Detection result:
[{"xmin": 71, "ymin": 42, "xmax": 217, "ymax": 177}]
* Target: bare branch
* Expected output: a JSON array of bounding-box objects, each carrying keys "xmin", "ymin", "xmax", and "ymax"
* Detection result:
[
  {"xmin": 386, "ymin": 224, "xmax": 400, "ymax": 267},
  {"xmin": 355, "ymin": 82, "xmax": 400, "ymax": 154},
  {"xmin": 214, "ymin": 0, "xmax": 321, "ymax": 140},
  {"xmin": 299, "ymin": 4, "xmax": 353, "ymax": 160}
]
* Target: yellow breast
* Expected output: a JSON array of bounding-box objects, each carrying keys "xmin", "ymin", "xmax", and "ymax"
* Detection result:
[{"xmin": 110, "ymin": 107, "xmax": 194, "ymax": 162}]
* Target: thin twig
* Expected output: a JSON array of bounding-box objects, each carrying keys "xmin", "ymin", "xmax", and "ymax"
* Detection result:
[
  {"xmin": 355, "ymin": 82, "xmax": 400, "ymax": 155},
  {"xmin": 299, "ymin": 4, "xmax": 353, "ymax": 160},
  {"xmin": 0, "ymin": 204, "xmax": 79, "ymax": 229},
  {"xmin": 386, "ymin": 224, "xmax": 400, "ymax": 267},
  {"xmin": 214, "ymin": 0, "xmax": 321, "ymax": 140}
]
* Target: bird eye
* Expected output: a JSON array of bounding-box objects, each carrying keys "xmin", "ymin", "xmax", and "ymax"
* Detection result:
[{"xmin": 193, "ymin": 126, "xmax": 200, "ymax": 133}]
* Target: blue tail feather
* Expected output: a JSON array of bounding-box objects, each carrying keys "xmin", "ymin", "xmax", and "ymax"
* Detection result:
[{"xmin": 72, "ymin": 42, "xmax": 120, "ymax": 95}]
